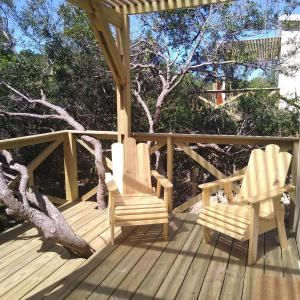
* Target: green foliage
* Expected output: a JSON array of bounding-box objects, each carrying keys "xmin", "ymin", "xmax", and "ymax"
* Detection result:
[{"xmin": 237, "ymin": 91, "xmax": 299, "ymax": 136}]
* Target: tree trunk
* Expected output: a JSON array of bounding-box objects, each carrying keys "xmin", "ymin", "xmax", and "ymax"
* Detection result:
[{"xmin": 0, "ymin": 154, "xmax": 94, "ymax": 258}]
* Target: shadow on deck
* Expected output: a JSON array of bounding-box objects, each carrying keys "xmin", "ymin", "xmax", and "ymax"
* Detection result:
[{"xmin": 0, "ymin": 200, "xmax": 299, "ymax": 299}]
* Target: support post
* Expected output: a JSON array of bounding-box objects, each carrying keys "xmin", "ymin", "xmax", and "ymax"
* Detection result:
[
  {"xmin": 63, "ymin": 132, "xmax": 78, "ymax": 202},
  {"xmin": 167, "ymin": 136, "xmax": 173, "ymax": 211},
  {"xmin": 28, "ymin": 170, "xmax": 34, "ymax": 187},
  {"xmin": 289, "ymin": 141, "xmax": 299, "ymax": 231},
  {"xmin": 116, "ymin": 15, "xmax": 131, "ymax": 141},
  {"xmin": 291, "ymin": 141, "xmax": 299, "ymax": 231}
]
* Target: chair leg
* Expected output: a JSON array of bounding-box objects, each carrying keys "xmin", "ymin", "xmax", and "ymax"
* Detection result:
[
  {"xmin": 203, "ymin": 227, "xmax": 213, "ymax": 243},
  {"xmin": 111, "ymin": 224, "xmax": 115, "ymax": 246},
  {"xmin": 248, "ymin": 204, "xmax": 260, "ymax": 265},
  {"xmin": 163, "ymin": 223, "xmax": 168, "ymax": 240},
  {"xmin": 248, "ymin": 235, "xmax": 258, "ymax": 265},
  {"xmin": 273, "ymin": 198, "xmax": 288, "ymax": 248}
]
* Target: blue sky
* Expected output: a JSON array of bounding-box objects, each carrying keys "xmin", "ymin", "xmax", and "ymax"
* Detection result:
[{"xmin": 12, "ymin": 0, "xmax": 300, "ymax": 65}]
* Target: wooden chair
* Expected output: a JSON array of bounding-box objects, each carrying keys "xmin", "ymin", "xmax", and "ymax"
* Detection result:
[
  {"xmin": 105, "ymin": 137, "xmax": 173, "ymax": 245},
  {"xmin": 197, "ymin": 144, "xmax": 295, "ymax": 265}
]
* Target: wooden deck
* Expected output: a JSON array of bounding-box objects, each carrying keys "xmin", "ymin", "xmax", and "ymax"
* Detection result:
[{"xmin": 0, "ymin": 201, "xmax": 299, "ymax": 300}]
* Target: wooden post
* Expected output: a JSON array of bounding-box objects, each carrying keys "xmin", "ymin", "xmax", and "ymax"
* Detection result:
[
  {"xmin": 116, "ymin": 15, "xmax": 131, "ymax": 141},
  {"xmin": 291, "ymin": 141, "xmax": 299, "ymax": 231},
  {"xmin": 63, "ymin": 132, "xmax": 78, "ymax": 202},
  {"xmin": 167, "ymin": 136, "xmax": 173, "ymax": 211},
  {"xmin": 248, "ymin": 203, "xmax": 260, "ymax": 265},
  {"xmin": 28, "ymin": 170, "xmax": 34, "ymax": 187}
]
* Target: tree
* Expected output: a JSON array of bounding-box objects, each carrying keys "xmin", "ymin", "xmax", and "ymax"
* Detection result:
[
  {"xmin": 0, "ymin": 1, "xmax": 111, "ymax": 256},
  {"xmin": 131, "ymin": 0, "xmax": 299, "ymax": 135}
]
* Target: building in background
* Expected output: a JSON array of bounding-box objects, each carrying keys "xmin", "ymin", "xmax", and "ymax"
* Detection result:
[{"xmin": 278, "ymin": 14, "xmax": 300, "ymax": 99}]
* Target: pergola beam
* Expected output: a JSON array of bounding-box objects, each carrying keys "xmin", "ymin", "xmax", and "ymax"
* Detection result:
[
  {"xmin": 119, "ymin": 0, "xmax": 233, "ymax": 15},
  {"xmin": 202, "ymin": 87, "xmax": 280, "ymax": 93}
]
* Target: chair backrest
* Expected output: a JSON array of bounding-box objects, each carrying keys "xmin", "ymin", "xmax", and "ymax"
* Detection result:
[
  {"xmin": 111, "ymin": 137, "xmax": 152, "ymax": 194},
  {"xmin": 237, "ymin": 144, "xmax": 292, "ymax": 216}
]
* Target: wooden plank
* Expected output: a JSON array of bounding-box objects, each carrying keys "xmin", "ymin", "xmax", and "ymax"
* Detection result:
[
  {"xmin": 76, "ymin": 139, "xmax": 113, "ymax": 170},
  {"xmin": 137, "ymin": 143, "xmax": 152, "ymax": 193},
  {"xmin": 198, "ymin": 213, "xmax": 247, "ymax": 236},
  {"xmin": 205, "ymin": 204, "xmax": 251, "ymax": 224},
  {"xmin": 0, "ymin": 205, "xmax": 101, "ymax": 284},
  {"xmin": 123, "ymin": 138, "xmax": 139, "ymax": 194},
  {"xmin": 0, "ymin": 204, "xmax": 99, "ymax": 275},
  {"xmin": 26, "ymin": 226, "xmax": 135, "ymax": 299},
  {"xmin": 45, "ymin": 195, "xmax": 67, "ymax": 205},
  {"xmin": 149, "ymin": 141, "xmax": 166, "ymax": 155},
  {"xmin": 112, "ymin": 142, "xmax": 124, "ymax": 193},
  {"xmin": 219, "ymin": 239, "xmax": 247, "ymax": 300},
  {"xmin": 254, "ymin": 275, "xmax": 300, "ymax": 300},
  {"xmin": 91, "ymin": 0, "xmax": 123, "ymax": 28},
  {"xmin": 201, "ymin": 209, "xmax": 249, "ymax": 229},
  {"xmin": 87, "ymin": 224, "xmax": 164, "ymax": 299},
  {"xmin": 64, "ymin": 225, "xmax": 155, "ymax": 299},
  {"xmin": 176, "ymin": 232, "xmax": 218, "ymax": 299},
  {"xmin": 116, "ymin": 14, "xmax": 131, "ymax": 138},
  {"xmin": 0, "ymin": 131, "xmax": 65, "ymax": 150},
  {"xmin": 87, "ymin": 13, "xmax": 123, "ymax": 87},
  {"xmin": 79, "ymin": 186, "xmax": 97, "ymax": 201},
  {"xmin": 167, "ymin": 136, "xmax": 173, "ymax": 211},
  {"xmin": 121, "ymin": 0, "xmax": 233, "ymax": 14},
  {"xmin": 1, "ymin": 214, "xmax": 108, "ymax": 299},
  {"xmin": 172, "ymin": 193, "xmax": 202, "ymax": 213},
  {"xmin": 0, "ymin": 201, "xmax": 96, "ymax": 258},
  {"xmin": 197, "ymin": 219, "xmax": 244, "ymax": 241},
  {"xmin": 282, "ymin": 236, "xmax": 300, "ymax": 278},
  {"xmin": 109, "ymin": 214, "xmax": 186, "ymax": 300},
  {"xmin": 131, "ymin": 214, "xmax": 197, "ymax": 299},
  {"xmin": 115, "ymin": 203, "xmax": 165, "ymax": 210},
  {"xmin": 264, "ymin": 230, "xmax": 283, "ymax": 277},
  {"xmin": 241, "ymin": 236, "xmax": 265, "ymax": 300},
  {"xmin": 290, "ymin": 141, "xmax": 299, "ymax": 229},
  {"xmin": 176, "ymin": 142, "xmax": 226, "ymax": 180},
  {"xmin": 115, "ymin": 212, "xmax": 168, "ymax": 221},
  {"xmin": 115, "ymin": 218, "xmax": 168, "ymax": 226},
  {"xmin": 155, "ymin": 224, "xmax": 203, "ymax": 299},
  {"xmin": 91, "ymin": 9, "xmax": 126, "ymax": 86},
  {"xmin": 133, "ymin": 132, "xmax": 296, "ymax": 148},
  {"xmin": 27, "ymin": 138, "xmax": 63, "ymax": 172},
  {"xmin": 115, "ymin": 207, "xmax": 166, "ymax": 215},
  {"xmin": 63, "ymin": 132, "xmax": 78, "ymax": 202},
  {"xmin": 198, "ymin": 234, "xmax": 233, "ymax": 299}
]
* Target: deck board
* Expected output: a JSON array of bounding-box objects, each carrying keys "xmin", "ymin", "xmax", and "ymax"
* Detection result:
[{"xmin": 0, "ymin": 201, "xmax": 299, "ymax": 300}]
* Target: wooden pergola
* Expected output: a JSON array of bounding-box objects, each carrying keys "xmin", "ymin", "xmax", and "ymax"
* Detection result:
[{"xmin": 69, "ymin": 0, "xmax": 232, "ymax": 140}]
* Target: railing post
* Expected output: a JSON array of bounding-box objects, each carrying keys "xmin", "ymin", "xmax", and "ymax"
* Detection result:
[
  {"xmin": 291, "ymin": 140, "xmax": 300, "ymax": 231},
  {"xmin": 167, "ymin": 135, "xmax": 173, "ymax": 211},
  {"xmin": 63, "ymin": 132, "xmax": 78, "ymax": 202},
  {"xmin": 28, "ymin": 170, "xmax": 34, "ymax": 187}
]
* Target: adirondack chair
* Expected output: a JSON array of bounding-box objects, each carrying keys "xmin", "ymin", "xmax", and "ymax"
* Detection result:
[
  {"xmin": 197, "ymin": 144, "xmax": 295, "ymax": 265},
  {"xmin": 105, "ymin": 137, "xmax": 172, "ymax": 245}
]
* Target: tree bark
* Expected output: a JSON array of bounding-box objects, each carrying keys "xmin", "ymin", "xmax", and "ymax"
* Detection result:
[
  {"xmin": 0, "ymin": 151, "xmax": 94, "ymax": 258},
  {"xmin": 0, "ymin": 83, "xmax": 106, "ymax": 209}
]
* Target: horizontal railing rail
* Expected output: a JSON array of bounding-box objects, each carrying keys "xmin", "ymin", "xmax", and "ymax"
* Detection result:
[{"xmin": 0, "ymin": 130, "xmax": 298, "ymax": 230}]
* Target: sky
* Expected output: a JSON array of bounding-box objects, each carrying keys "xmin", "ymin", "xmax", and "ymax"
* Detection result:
[{"xmin": 11, "ymin": 0, "xmax": 300, "ymax": 80}]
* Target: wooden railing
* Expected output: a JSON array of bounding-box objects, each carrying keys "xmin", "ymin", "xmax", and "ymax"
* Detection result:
[{"xmin": 0, "ymin": 130, "xmax": 298, "ymax": 229}]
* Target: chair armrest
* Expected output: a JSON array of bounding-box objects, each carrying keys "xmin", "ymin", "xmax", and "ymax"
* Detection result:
[
  {"xmin": 199, "ymin": 174, "xmax": 244, "ymax": 190},
  {"xmin": 243, "ymin": 185, "xmax": 295, "ymax": 204},
  {"xmin": 151, "ymin": 170, "xmax": 173, "ymax": 189}
]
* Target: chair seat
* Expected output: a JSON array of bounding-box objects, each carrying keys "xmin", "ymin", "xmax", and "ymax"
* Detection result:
[
  {"xmin": 113, "ymin": 194, "xmax": 168, "ymax": 227},
  {"xmin": 197, "ymin": 202, "xmax": 275, "ymax": 241}
]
